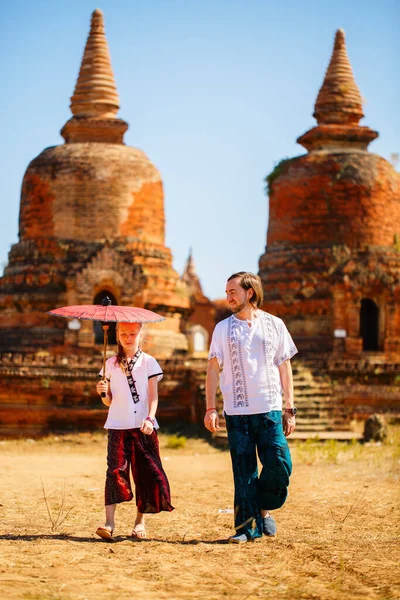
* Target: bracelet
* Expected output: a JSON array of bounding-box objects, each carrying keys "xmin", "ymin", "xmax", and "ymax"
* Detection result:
[
  {"xmin": 145, "ymin": 416, "xmax": 155, "ymax": 426},
  {"xmin": 205, "ymin": 407, "xmax": 217, "ymax": 413}
]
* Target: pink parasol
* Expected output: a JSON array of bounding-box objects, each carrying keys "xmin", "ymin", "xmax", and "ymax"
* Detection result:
[{"xmin": 48, "ymin": 297, "xmax": 165, "ymax": 397}]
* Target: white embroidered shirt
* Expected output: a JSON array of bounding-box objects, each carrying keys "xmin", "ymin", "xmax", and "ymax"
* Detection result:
[
  {"xmin": 208, "ymin": 311, "xmax": 297, "ymax": 415},
  {"xmin": 100, "ymin": 352, "xmax": 163, "ymax": 430}
]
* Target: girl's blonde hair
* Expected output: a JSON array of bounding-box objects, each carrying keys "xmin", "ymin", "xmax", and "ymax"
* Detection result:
[{"xmin": 115, "ymin": 322, "xmax": 143, "ymax": 368}]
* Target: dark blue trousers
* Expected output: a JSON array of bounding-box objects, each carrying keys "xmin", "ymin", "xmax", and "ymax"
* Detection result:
[{"xmin": 225, "ymin": 411, "xmax": 292, "ymax": 539}]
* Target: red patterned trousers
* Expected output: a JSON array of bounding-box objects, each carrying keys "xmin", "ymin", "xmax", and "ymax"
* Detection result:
[{"xmin": 105, "ymin": 429, "xmax": 174, "ymax": 513}]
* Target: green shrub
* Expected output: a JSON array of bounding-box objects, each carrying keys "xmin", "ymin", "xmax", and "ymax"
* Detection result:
[{"xmin": 166, "ymin": 434, "xmax": 187, "ymax": 449}]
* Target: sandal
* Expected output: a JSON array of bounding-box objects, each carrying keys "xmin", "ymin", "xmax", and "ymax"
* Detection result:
[
  {"xmin": 96, "ymin": 526, "xmax": 113, "ymax": 540},
  {"xmin": 131, "ymin": 525, "xmax": 146, "ymax": 539}
]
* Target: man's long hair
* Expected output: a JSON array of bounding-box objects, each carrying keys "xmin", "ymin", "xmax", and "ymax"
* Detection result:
[{"xmin": 227, "ymin": 272, "xmax": 264, "ymax": 308}]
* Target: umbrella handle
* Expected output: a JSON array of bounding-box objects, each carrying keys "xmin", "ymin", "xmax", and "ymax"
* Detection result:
[{"xmin": 101, "ymin": 324, "xmax": 109, "ymax": 398}]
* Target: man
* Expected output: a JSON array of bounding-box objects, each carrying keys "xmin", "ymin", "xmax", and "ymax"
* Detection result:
[{"xmin": 204, "ymin": 272, "xmax": 297, "ymax": 543}]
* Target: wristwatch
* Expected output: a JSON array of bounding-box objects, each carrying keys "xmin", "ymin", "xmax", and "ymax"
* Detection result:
[{"xmin": 284, "ymin": 407, "xmax": 297, "ymax": 416}]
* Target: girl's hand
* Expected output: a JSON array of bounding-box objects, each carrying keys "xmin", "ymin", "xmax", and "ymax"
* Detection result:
[
  {"xmin": 141, "ymin": 418, "xmax": 154, "ymax": 435},
  {"xmin": 96, "ymin": 380, "xmax": 108, "ymax": 396}
]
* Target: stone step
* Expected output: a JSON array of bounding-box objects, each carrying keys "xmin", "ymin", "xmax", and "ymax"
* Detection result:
[
  {"xmin": 295, "ymin": 392, "xmax": 333, "ymax": 396},
  {"xmin": 293, "ymin": 378, "xmax": 331, "ymax": 384},
  {"xmin": 294, "ymin": 397, "xmax": 334, "ymax": 404},
  {"xmin": 293, "ymin": 373, "xmax": 330, "ymax": 381},
  {"xmin": 293, "ymin": 384, "xmax": 332, "ymax": 391},
  {"xmin": 213, "ymin": 428, "xmax": 358, "ymax": 442},
  {"xmin": 299, "ymin": 413, "xmax": 349, "ymax": 420},
  {"xmin": 292, "ymin": 369, "xmax": 329, "ymax": 377},
  {"xmin": 292, "ymin": 370, "xmax": 330, "ymax": 377},
  {"xmin": 297, "ymin": 413, "xmax": 348, "ymax": 421},
  {"xmin": 217, "ymin": 414, "xmax": 349, "ymax": 425},
  {"xmin": 294, "ymin": 392, "xmax": 333, "ymax": 398},
  {"xmin": 292, "ymin": 374, "xmax": 329, "ymax": 381},
  {"xmin": 293, "ymin": 380, "xmax": 329, "ymax": 384},
  {"xmin": 294, "ymin": 398, "xmax": 334, "ymax": 404},
  {"xmin": 216, "ymin": 406, "xmax": 349, "ymax": 415},
  {"xmin": 293, "ymin": 380, "xmax": 332, "ymax": 387},
  {"xmin": 297, "ymin": 415, "xmax": 349, "ymax": 422},
  {"xmin": 295, "ymin": 396, "xmax": 332, "ymax": 401},
  {"xmin": 294, "ymin": 402, "xmax": 346, "ymax": 410},
  {"xmin": 295, "ymin": 425, "xmax": 352, "ymax": 432},
  {"xmin": 295, "ymin": 424, "xmax": 331, "ymax": 431},
  {"xmin": 294, "ymin": 393, "xmax": 333, "ymax": 398},
  {"xmin": 295, "ymin": 417, "xmax": 345, "ymax": 426},
  {"xmin": 298, "ymin": 407, "xmax": 348, "ymax": 413}
]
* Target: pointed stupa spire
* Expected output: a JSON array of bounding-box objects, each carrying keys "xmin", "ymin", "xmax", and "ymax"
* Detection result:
[
  {"xmin": 61, "ymin": 10, "xmax": 128, "ymax": 143},
  {"xmin": 314, "ymin": 29, "xmax": 363, "ymax": 126},
  {"xmin": 183, "ymin": 248, "xmax": 196, "ymax": 279},
  {"xmin": 297, "ymin": 29, "xmax": 378, "ymax": 152},
  {"xmin": 182, "ymin": 248, "xmax": 207, "ymax": 300},
  {"xmin": 70, "ymin": 9, "xmax": 119, "ymax": 118}
]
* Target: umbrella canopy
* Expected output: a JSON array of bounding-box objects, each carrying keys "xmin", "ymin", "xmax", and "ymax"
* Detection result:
[{"xmin": 48, "ymin": 300, "xmax": 165, "ymax": 324}]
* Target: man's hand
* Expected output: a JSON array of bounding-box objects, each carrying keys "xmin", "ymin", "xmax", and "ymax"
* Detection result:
[
  {"xmin": 204, "ymin": 409, "xmax": 220, "ymax": 433},
  {"xmin": 283, "ymin": 413, "xmax": 296, "ymax": 437},
  {"xmin": 205, "ymin": 358, "xmax": 220, "ymax": 433}
]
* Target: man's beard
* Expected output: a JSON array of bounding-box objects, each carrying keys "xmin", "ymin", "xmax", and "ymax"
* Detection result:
[{"xmin": 230, "ymin": 300, "xmax": 248, "ymax": 314}]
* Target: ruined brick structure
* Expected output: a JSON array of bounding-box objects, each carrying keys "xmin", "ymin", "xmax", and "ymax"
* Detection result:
[
  {"xmin": 0, "ymin": 10, "xmax": 204, "ymax": 435},
  {"xmin": 181, "ymin": 250, "xmax": 216, "ymax": 355},
  {"xmin": 259, "ymin": 30, "xmax": 400, "ymax": 426}
]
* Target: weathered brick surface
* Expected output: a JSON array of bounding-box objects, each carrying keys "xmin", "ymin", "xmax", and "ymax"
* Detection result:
[
  {"xmin": 265, "ymin": 153, "xmax": 400, "ymax": 249},
  {"xmin": 19, "ymin": 144, "xmax": 165, "ymax": 245},
  {"xmin": 0, "ymin": 352, "xmax": 206, "ymax": 436}
]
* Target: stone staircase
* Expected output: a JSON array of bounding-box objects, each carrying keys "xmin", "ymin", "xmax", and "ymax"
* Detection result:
[
  {"xmin": 213, "ymin": 358, "xmax": 353, "ymax": 443},
  {"xmin": 291, "ymin": 361, "xmax": 350, "ymax": 432}
]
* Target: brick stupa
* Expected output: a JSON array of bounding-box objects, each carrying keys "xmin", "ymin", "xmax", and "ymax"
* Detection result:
[
  {"xmin": 259, "ymin": 29, "xmax": 400, "ymax": 358},
  {"xmin": 0, "ymin": 10, "xmax": 195, "ymax": 434},
  {"xmin": 1, "ymin": 9, "xmax": 189, "ymax": 355}
]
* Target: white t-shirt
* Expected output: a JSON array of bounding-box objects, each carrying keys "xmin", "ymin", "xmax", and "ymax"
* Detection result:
[
  {"xmin": 100, "ymin": 352, "xmax": 163, "ymax": 430},
  {"xmin": 208, "ymin": 311, "xmax": 297, "ymax": 415}
]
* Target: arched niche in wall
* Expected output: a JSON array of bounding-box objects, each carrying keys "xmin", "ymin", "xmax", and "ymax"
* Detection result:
[
  {"xmin": 93, "ymin": 290, "xmax": 117, "ymax": 345},
  {"xmin": 188, "ymin": 324, "xmax": 209, "ymax": 354},
  {"xmin": 360, "ymin": 298, "xmax": 379, "ymax": 351}
]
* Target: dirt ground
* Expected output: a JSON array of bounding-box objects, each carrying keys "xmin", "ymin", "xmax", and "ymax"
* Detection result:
[{"xmin": 0, "ymin": 428, "xmax": 399, "ymax": 600}]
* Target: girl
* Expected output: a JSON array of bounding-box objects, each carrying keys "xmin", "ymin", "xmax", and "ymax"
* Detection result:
[{"xmin": 95, "ymin": 321, "xmax": 173, "ymax": 539}]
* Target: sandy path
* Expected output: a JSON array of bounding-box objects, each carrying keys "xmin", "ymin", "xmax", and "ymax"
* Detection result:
[{"xmin": 0, "ymin": 433, "xmax": 399, "ymax": 600}]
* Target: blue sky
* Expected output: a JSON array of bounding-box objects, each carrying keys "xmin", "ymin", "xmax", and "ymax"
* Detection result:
[{"xmin": 0, "ymin": 0, "xmax": 398, "ymax": 299}]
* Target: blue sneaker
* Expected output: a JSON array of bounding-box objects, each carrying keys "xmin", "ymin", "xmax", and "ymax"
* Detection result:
[{"xmin": 262, "ymin": 515, "xmax": 277, "ymax": 537}]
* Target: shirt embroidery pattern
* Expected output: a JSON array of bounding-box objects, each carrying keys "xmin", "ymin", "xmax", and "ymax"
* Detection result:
[
  {"xmin": 228, "ymin": 317, "xmax": 249, "ymax": 409},
  {"xmin": 275, "ymin": 346, "xmax": 298, "ymax": 367},
  {"xmin": 209, "ymin": 351, "xmax": 223, "ymax": 368},
  {"xmin": 259, "ymin": 312, "xmax": 280, "ymax": 404}
]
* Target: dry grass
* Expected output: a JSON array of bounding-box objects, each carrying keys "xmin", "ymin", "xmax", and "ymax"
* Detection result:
[{"xmin": 0, "ymin": 427, "xmax": 399, "ymax": 600}]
